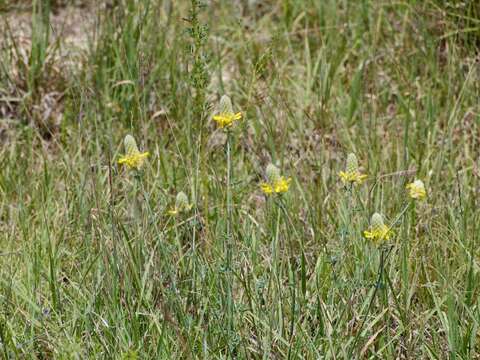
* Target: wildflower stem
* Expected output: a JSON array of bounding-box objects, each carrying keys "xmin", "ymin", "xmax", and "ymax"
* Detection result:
[
  {"xmin": 269, "ymin": 198, "xmax": 283, "ymax": 348},
  {"xmin": 107, "ymin": 151, "xmax": 120, "ymax": 278},
  {"xmin": 350, "ymin": 245, "xmax": 393, "ymax": 355},
  {"xmin": 134, "ymin": 173, "xmax": 145, "ymax": 275},
  {"xmin": 410, "ymin": 200, "xmax": 417, "ymax": 229},
  {"xmin": 225, "ymin": 131, "xmax": 234, "ymax": 343},
  {"xmin": 272, "ymin": 201, "xmax": 282, "ymax": 281},
  {"xmin": 342, "ymin": 184, "xmax": 353, "ymax": 245},
  {"xmin": 275, "ymin": 197, "xmax": 304, "ymax": 341},
  {"xmin": 401, "ymin": 203, "xmax": 410, "ymax": 313},
  {"xmin": 341, "ymin": 183, "xmax": 354, "ymax": 274}
]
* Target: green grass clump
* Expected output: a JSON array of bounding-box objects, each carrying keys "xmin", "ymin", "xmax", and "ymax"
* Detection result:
[{"xmin": 0, "ymin": 0, "xmax": 479, "ymax": 358}]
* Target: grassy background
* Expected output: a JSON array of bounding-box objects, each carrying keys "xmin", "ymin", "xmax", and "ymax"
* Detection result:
[{"xmin": 0, "ymin": 0, "xmax": 479, "ymax": 358}]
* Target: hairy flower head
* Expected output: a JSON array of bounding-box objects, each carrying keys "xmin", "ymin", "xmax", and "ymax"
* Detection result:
[
  {"xmin": 168, "ymin": 191, "xmax": 193, "ymax": 216},
  {"xmin": 266, "ymin": 163, "xmax": 281, "ymax": 183},
  {"xmin": 339, "ymin": 153, "xmax": 367, "ymax": 185},
  {"xmin": 118, "ymin": 134, "xmax": 149, "ymax": 170},
  {"xmin": 364, "ymin": 213, "xmax": 393, "ymax": 243},
  {"xmin": 219, "ymin": 94, "xmax": 233, "ymax": 114},
  {"xmin": 406, "ymin": 179, "xmax": 426, "ymax": 200},
  {"xmin": 261, "ymin": 163, "xmax": 291, "ymax": 195},
  {"xmin": 346, "ymin": 153, "xmax": 359, "ymax": 173},
  {"xmin": 212, "ymin": 95, "xmax": 242, "ymax": 129}
]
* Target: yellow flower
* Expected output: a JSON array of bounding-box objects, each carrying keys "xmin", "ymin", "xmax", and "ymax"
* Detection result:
[
  {"xmin": 339, "ymin": 171, "xmax": 367, "ymax": 184},
  {"xmin": 260, "ymin": 164, "xmax": 291, "ymax": 195},
  {"xmin": 406, "ymin": 179, "xmax": 426, "ymax": 200},
  {"xmin": 363, "ymin": 213, "xmax": 393, "ymax": 243},
  {"xmin": 212, "ymin": 95, "xmax": 242, "ymax": 129},
  {"xmin": 213, "ymin": 113, "xmax": 242, "ymax": 128},
  {"xmin": 339, "ymin": 153, "xmax": 367, "ymax": 185},
  {"xmin": 168, "ymin": 192, "xmax": 193, "ymax": 216},
  {"xmin": 260, "ymin": 177, "xmax": 292, "ymax": 194},
  {"xmin": 118, "ymin": 134, "xmax": 149, "ymax": 170}
]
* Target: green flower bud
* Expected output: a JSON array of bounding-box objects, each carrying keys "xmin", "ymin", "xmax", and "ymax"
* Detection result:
[
  {"xmin": 124, "ymin": 134, "xmax": 140, "ymax": 156},
  {"xmin": 266, "ymin": 163, "xmax": 281, "ymax": 183},
  {"xmin": 175, "ymin": 191, "xmax": 190, "ymax": 211},
  {"xmin": 371, "ymin": 213, "xmax": 385, "ymax": 231},
  {"xmin": 219, "ymin": 94, "xmax": 233, "ymax": 115},
  {"xmin": 346, "ymin": 153, "xmax": 359, "ymax": 173}
]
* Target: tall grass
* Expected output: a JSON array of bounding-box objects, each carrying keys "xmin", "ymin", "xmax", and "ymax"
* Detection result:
[{"xmin": 0, "ymin": 0, "xmax": 479, "ymax": 358}]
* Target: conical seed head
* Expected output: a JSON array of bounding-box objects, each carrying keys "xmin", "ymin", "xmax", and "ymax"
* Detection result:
[
  {"xmin": 371, "ymin": 213, "xmax": 384, "ymax": 230},
  {"xmin": 266, "ymin": 163, "xmax": 281, "ymax": 183},
  {"xmin": 175, "ymin": 191, "xmax": 189, "ymax": 210},
  {"xmin": 124, "ymin": 134, "xmax": 139, "ymax": 156},
  {"xmin": 413, "ymin": 179, "xmax": 425, "ymax": 191},
  {"xmin": 346, "ymin": 153, "xmax": 359, "ymax": 173},
  {"xmin": 219, "ymin": 95, "xmax": 233, "ymax": 115}
]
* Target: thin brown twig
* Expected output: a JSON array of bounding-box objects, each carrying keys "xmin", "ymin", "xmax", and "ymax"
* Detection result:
[{"xmin": 378, "ymin": 168, "xmax": 417, "ymax": 180}]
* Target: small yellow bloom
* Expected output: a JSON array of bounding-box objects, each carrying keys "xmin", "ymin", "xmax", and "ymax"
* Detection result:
[
  {"xmin": 212, "ymin": 95, "xmax": 242, "ymax": 129},
  {"xmin": 168, "ymin": 191, "xmax": 193, "ymax": 216},
  {"xmin": 260, "ymin": 164, "xmax": 291, "ymax": 195},
  {"xmin": 339, "ymin": 153, "xmax": 367, "ymax": 185},
  {"xmin": 406, "ymin": 179, "xmax": 426, "ymax": 200},
  {"xmin": 261, "ymin": 177, "xmax": 292, "ymax": 194},
  {"xmin": 118, "ymin": 152, "xmax": 150, "ymax": 169},
  {"xmin": 363, "ymin": 213, "xmax": 393, "ymax": 243},
  {"xmin": 339, "ymin": 171, "xmax": 367, "ymax": 184},
  {"xmin": 213, "ymin": 112, "xmax": 242, "ymax": 128},
  {"xmin": 118, "ymin": 134, "xmax": 149, "ymax": 170}
]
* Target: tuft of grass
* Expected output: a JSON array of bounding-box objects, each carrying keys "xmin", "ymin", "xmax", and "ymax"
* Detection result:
[{"xmin": 0, "ymin": 0, "xmax": 479, "ymax": 358}]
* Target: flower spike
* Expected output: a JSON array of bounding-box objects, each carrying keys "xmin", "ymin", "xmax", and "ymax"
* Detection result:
[
  {"xmin": 212, "ymin": 95, "xmax": 242, "ymax": 129},
  {"xmin": 364, "ymin": 213, "xmax": 393, "ymax": 244},
  {"xmin": 339, "ymin": 153, "xmax": 367, "ymax": 185},
  {"xmin": 260, "ymin": 163, "xmax": 291, "ymax": 195},
  {"xmin": 168, "ymin": 191, "xmax": 193, "ymax": 216},
  {"xmin": 118, "ymin": 134, "xmax": 149, "ymax": 170},
  {"xmin": 406, "ymin": 179, "xmax": 427, "ymax": 200}
]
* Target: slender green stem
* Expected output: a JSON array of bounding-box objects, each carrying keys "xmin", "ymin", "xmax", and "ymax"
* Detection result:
[
  {"xmin": 107, "ymin": 152, "xmax": 120, "ymax": 280},
  {"xmin": 134, "ymin": 173, "xmax": 144, "ymax": 274},
  {"xmin": 342, "ymin": 183, "xmax": 354, "ymax": 245},
  {"xmin": 273, "ymin": 203, "xmax": 281, "ymax": 281},
  {"xmin": 350, "ymin": 246, "xmax": 392, "ymax": 356},
  {"xmin": 226, "ymin": 132, "xmax": 232, "ymax": 266},
  {"xmin": 225, "ymin": 131, "xmax": 234, "ymax": 346}
]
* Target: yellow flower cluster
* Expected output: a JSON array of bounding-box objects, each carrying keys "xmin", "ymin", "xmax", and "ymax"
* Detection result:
[
  {"xmin": 406, "ymin": 179, "xmax": 427, "ymax": 200},
  {"xmin": 116, "ymin": 100, "xmax": 428, "ymax": 245},
  {"xmin": 334, "ymin": 152, "xmax": 429, "ymax": 245},
  {"xmin": 212, "ymin": 95, "xmax": 242, "ymax": 129},
  {"xmin": 339, "ymin": 153, "xmax": 367, "ymax": 185},
  {"xmin": 213, "ymin": 112, "xmax": 243, "ymax": 129},
  {"xmin": 362, "ymin": 178, "xmax": 427, "ymax": 244},
  {"xmin": 260, "ymin": 177, "xmax": 292, "ymax": 194},
  {"xmin": 168, "ymin": 192, "xmax": 193, "ymax": 216},
  {"xmin": 260, "ymin": 164, "xmax": 291, "ymax": 195},
  {"xmin": 118, "ymin": 134, "xmax": 150, "ymax": 170},
  {"xmin": 363, "ymin": 213, "xmax": 393, "ymax": 244}
]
